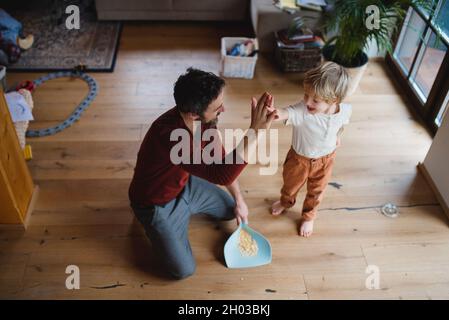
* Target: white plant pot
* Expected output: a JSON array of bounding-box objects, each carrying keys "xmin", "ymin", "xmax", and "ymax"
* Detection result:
[
  {"xmin": 343, "ymin": 62, "xmax": 368, "ymax": 96},
  {"xmin": 322, "ymin": 45, "xmax": 369, "ymax": 96}
]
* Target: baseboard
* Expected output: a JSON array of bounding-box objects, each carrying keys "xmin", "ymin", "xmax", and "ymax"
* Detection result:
[{"xmin": 417, "ymin": 163, "xmax": 449, "ymax": 220}]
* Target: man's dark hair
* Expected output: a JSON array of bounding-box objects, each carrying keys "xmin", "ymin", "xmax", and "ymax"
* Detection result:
[{"xmin": 174, "ymin": 68, "xmax": 225, "ymax": 116}]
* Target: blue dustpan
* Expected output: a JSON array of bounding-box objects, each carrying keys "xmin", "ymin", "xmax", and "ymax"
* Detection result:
[{"xmin": 224, "ymin": 222, "xmax": 272, "ymax": 269}]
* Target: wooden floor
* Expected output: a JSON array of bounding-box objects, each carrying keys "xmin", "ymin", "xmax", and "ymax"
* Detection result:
[{"xmin": 1, "ymin": 22, "xmax": 448, "ymax": 300}]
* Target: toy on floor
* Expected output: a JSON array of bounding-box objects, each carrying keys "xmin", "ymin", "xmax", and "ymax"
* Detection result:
[
  {"xmin": 21, "ymin": 70, "xmax": 99, "ymax": 137},
  {"xmin": 23, "ymin": 144, "xmax": 33, "ymax": 160}
]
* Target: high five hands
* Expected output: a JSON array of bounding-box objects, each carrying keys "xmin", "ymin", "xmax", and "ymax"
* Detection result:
[{"xmin": 250, "ymin": 92, "xmax": 278, "ymax": 131}]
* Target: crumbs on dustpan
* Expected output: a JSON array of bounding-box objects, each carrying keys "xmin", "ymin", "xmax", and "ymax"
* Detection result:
[{"xmin": 239, "ymin": 229, "xmax": 258, "ymax": 256}]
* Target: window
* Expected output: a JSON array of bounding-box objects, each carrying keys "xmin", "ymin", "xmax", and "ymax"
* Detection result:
[
  {"xmin": 394, "ymin": 9, "xmax": 426, "ymax": 75},
  {"xmin": 388, "ymin": 0, "xmax": 449, "ymax": 134},
  {"xmin": 410, "ymin": 30, "xmax": 447, "ymax": 101}
]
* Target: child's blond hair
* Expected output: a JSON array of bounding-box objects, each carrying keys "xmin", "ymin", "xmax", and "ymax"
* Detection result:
[{"xmin": 303, "ymin": 61, "xmax": 349, "ymax": 104}]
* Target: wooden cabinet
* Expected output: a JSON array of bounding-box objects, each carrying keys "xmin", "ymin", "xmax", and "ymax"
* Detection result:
[{"xmin": 0, "ymin": 89, "xmax": 37, "ymax": 226}]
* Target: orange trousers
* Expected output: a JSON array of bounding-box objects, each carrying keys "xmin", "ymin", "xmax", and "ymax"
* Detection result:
[{"xmin": 280, "ymin": 147, "xmax": 336, "ymax": 221}]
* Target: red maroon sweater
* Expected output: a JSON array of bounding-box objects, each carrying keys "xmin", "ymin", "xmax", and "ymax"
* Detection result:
[{"xmin": 129, "ymin": 107, "xmax": 247, "ymax": 206}]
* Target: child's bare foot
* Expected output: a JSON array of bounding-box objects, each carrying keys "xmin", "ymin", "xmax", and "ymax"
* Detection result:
[
  {"xmin": 271, "ymin": 200, "xmax": 285, "ymax": 216},
  {"xmin": 299, "ymin": 219, "xmax": 314, "ymax": 237}
]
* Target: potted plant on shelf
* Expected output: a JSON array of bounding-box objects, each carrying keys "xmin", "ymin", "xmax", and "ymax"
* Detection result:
[{"xmin": 322, "ymin": 0, "xmax": 433, "ymax": 95}]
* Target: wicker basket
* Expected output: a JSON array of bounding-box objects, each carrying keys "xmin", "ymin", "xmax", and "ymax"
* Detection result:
[
  {"xmin": 274, "ymin": 31, "xmax": 323, "ymax": 73},
  {"xmin": 221, "ymin": 37, "xmax": 258, "ymax": 79}
]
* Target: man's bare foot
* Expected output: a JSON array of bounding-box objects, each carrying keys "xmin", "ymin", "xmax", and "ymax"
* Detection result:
[
  {"xmin": 271, "ymin": 200, "xmax": 285, "ymax": 216},
  {"xmin": 299, "ymin": 219, "xmax": 314, "ymax": 237}
]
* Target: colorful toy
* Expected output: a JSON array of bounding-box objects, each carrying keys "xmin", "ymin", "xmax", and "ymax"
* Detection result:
[
  {"xmin": 23, "ymin": 144, "xmax": 33, "ymax": 160},
  {"xmin": 228, "ymin": 40, "xmax": 257, "ymax": 57}
]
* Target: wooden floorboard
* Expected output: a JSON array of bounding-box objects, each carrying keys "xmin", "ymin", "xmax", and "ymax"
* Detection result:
[{"xmin": 1, "ymin": 22, "xmax": 447, "ymax": 299}]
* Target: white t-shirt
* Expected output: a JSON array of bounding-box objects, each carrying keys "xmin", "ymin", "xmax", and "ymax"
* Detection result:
[{"xmin": 285, "ymin": 101, "xmax": 352, "ymax": 158}]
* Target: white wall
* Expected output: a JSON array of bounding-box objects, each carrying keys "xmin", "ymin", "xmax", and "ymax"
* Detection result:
[{"xmin": 423, "ymin": 111, "xmax": 449, "ymax": 206}]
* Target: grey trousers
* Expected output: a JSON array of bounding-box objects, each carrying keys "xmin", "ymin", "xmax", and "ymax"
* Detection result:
[{"xmin": 131, "ymin": 175, "xmax": 236, "ymax": 279}]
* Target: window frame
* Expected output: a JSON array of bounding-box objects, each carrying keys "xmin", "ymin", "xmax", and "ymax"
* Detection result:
[{"xmin": 386, "ymin": 1, "xmax": 449, "ymax": 135}]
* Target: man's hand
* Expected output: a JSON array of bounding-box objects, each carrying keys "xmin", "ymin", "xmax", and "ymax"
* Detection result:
[
  {"xmin": 234, "ymin": 200, "xmax": 249, "ymax": 225},
  {"xmin": 226, "ymin": 179, "xmax": 248, "ymax": 225},
  {"xmin": 250, "ymin": 92, "xmax": 277, "ymax": 131},
  {"xmin": 233, "ymin": 92, "xmax": 277, "ymax": 164}
]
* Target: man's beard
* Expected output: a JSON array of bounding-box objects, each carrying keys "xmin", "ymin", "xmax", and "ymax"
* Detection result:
[{"xmin": 200, "ymin": 113, "xmax": 220, "ymax": 127}]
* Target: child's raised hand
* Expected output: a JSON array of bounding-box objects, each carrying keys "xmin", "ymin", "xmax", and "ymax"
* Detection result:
[{"xmin": 265, "ymin": 94, "xmax": 279, "ymax": 119}]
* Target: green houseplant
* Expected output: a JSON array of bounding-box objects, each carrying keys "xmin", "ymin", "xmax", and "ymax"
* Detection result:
[{"xmin": 322, "ymin": 0, "xmax": 433, "ymax": 95}]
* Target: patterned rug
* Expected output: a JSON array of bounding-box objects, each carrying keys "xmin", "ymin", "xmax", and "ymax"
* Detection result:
[{"xmin": 7, "ymin": 1, "xmax": 121, "ymax": 72}]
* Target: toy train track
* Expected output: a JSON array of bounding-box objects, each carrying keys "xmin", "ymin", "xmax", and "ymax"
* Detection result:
[{"xmin": 26, "ymin": 71, "xmax": 98, "ymax": 137}]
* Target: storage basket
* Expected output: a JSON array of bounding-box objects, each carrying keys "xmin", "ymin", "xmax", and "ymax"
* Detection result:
[
  {"xmin": 221, "ymin": 37, "xmax": 258, "ymax": 79},
  {"xmin": 274, "ymin": 31, "xmax": 323, "ymax": 73}
]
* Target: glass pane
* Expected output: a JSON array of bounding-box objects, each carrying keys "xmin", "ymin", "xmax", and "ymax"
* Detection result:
[
  {"xmin": 393, "ymin": 8, "xmax": 427, "ymax": 75},
  {"xmin": 411, "ymin": 31, "xmax": 447, "ymax": 99},
  {"xmin": 435, "ymin": 91, "xmax": 449, "ymax": 127},
  {"xmin": 433, "ymin": 0, "xmax": 449, "ymax": 39}
]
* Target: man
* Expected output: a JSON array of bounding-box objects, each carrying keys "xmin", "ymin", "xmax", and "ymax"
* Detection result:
[{"xmin": 129, "ymin": 68, "xmax": 275, "ymax": 279}]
